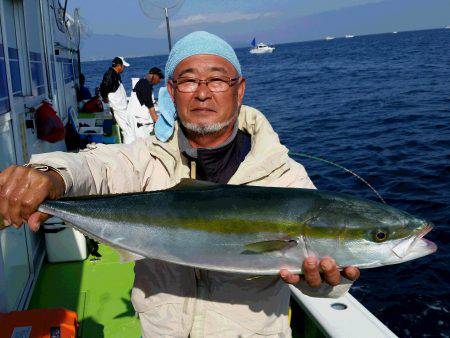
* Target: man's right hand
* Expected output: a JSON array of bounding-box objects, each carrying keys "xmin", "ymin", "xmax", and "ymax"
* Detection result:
[{"xmin": 0, "ymin": 165, "xmax": 65, "ymax": 231}]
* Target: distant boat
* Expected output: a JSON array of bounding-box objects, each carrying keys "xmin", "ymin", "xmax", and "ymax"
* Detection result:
[
  {"xmin": 249, "ymin": 38, "xmax": 275, "ymax": 54},
  {"xmin": 345, "ymin": 34, "xmax": 355, "ymax": 38},
  {"xmin": 445, "ymin": 25, "xmax": 450, "ymax": 29},
  {"xmin": 325, "ymin": 36, "xmax": 335, "ymax": 41},
  {"xmin": 392, "ymin": 31, "xmax": 398, "ymax": 34}
]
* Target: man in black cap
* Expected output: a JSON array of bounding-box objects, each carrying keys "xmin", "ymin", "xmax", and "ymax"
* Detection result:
[
  {"xmin": 127, "ymin": 67, "xmax": 164, "ymax": 138},
  {"xmin": 99, "ymin": 56, "xmax": 136, "ymax": 144}
]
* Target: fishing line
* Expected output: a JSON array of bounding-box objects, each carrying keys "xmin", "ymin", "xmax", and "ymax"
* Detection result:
[{"xmin": 289, "ymin": 151, "xmax": 387, "ymax": 204}]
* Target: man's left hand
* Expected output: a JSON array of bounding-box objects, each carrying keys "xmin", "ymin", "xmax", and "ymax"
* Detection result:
[{"xmin": 280, "ymin": 256, "xmax": 360, "ymax": 287}]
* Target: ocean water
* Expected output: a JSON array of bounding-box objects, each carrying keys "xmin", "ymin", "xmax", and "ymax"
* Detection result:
[{"xmin": 82, "ymin": 29, "xmax": 450, "ymax": 337}]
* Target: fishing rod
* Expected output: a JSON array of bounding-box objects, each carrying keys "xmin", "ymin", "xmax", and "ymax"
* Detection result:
[{"xmin": 289, "ymin": 151, "xmax": 387, "ymax": 204}]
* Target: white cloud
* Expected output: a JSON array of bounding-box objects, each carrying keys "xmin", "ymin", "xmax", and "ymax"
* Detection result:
[{"xmin": 159, "ymin": 11, "xmax": 279, "ymax": 29}]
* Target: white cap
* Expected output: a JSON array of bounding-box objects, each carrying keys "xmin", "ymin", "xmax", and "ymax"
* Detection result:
[{"xmin": 118, "ymin": 56, "xmax": 130, "ymax": 67}]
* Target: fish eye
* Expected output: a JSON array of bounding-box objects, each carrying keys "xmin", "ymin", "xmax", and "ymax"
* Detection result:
[{"xmin": 372, "ymin": 229, "xmax": 389, "ymax": 243}]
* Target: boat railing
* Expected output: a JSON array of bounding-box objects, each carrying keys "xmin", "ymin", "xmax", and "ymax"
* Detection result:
[{"xmin": 290, "ymin": 285, "xmax": 398, "ymax": 337}]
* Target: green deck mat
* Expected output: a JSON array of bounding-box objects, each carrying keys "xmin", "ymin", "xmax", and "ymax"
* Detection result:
[
  {"xmin": 29, "ymin": 244, "xmax": 324, "ymax": 338},
  {"xmin": 78, "ymin": 113, "xmax": 96, "ymax": 119},
  {"xmin": 28, "ymin": 245, "xmax": 140, "ymax": 338}
]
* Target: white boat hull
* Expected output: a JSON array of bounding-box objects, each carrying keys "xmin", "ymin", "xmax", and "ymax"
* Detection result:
[{"xmin": 250, "ymin": 47, "xmax": 275, "ymax": 54}]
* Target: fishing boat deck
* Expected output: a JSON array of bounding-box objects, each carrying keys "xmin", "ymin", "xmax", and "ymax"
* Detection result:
[
  {"xmin": 28, "ymin": 245, "xmax": 141, "ymax": 337},
  {"xmin": 28, "ymin": 243, "xmax": 324, "ymax": 338}
]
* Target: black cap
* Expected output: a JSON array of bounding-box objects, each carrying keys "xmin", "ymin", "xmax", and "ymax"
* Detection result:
[
  {"xmin": 112, "ymin": 56, "xmax": 123, "ymax": 66},
  {"xmin": 148, "ymin": 67, "xmax": 164, "ymax": 79}
]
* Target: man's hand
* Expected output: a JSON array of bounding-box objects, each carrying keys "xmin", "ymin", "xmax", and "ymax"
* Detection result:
[
  {"xmin": 280, "ymin": 256, "xmax": 360, "ymax": 287},
  {"xmin": 149, "ymin": 107, "xmax": 158, "ymax": 123},
  {"xmin": 0, "ymin": 165, "xmax": 65, "ymax": 231}
]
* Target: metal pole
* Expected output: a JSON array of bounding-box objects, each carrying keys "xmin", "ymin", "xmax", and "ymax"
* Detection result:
[
  {"xmin": 63, "ymin": 0, "xmax": 68, "ymax": 24},
  {"xmin": 39, "ymin": 0, "xmax": 53, "ymax": 99},
  {"xmin": 164, "ymin": 7, "xmax": 172, "ymax": 51},
  {"xmin": 77, "ymin": 24, "xmax": 81, "ymax": 88}
]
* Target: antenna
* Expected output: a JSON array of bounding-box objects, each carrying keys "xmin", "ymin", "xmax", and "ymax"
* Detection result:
[
  {"xmin": 138, "ymin": 0, "xmax": 184, "ymax": 52},
  {"xmin": 71, "ymin": 8, "xmax": 92, "ymax": 49},
  {"xmin": 69, "ymin": 9, "xmax": 91, "ymax": 85}
]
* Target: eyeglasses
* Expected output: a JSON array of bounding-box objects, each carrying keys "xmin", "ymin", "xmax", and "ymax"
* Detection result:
[{"xmin": 172, "ymin": 76, "xmax": 240, "ymax": 93}]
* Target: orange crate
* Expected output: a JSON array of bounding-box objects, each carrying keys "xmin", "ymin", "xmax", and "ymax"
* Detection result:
[{"xmin": 0, "ymin": 308, "xmax": 78, "ymax": 338}]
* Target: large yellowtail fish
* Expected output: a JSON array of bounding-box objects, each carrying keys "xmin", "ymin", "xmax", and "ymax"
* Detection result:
[{"xmin": 37, "ymin": 180, "xmax": 436, "ymax": 274}]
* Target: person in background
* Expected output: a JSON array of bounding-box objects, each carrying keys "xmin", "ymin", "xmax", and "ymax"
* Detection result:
[
  {"xmin": 76, "ymin": 73, "xmax": 92, "ymax": 102},
  {"xmin": 127, "ymin": 67, "xmax": 164, "ymax": 139},
  {"xmin": 99, "ymin": 56, "xmax": 136, "ymax": 144},
  {"xmin": 0, "ymin": 32, "xmax": 360, "ymax": 337}
]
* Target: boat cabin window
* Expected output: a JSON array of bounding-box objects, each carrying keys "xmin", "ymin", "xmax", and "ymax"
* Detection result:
[
  {"xmin": 24, "ymin": 0, "xmax": 46, "ymax": 96},
  {"xmin": 3, "ymin": 0, "xmax": 23, "ymax": 97},
  {"xmin": 62, "ymin": 57, "xmax": 74, "ymax": 84}
]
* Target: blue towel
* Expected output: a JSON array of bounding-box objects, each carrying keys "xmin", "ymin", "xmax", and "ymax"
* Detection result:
[
  {"xmin": 154, "ymin": 31, "xmax": 242, "ymax": 142},
  {"xmin": 155, "ymin": 87, "xmax": 176, "ymax": 142}
]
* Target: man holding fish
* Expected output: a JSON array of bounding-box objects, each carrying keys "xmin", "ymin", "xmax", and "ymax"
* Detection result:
[{"xmin": 0, "ymin": 32, "xmax": 362, "ymax": 337}]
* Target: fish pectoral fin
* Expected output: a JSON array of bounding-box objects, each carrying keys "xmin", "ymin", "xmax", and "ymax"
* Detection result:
[
  {"xmin": 242, "ymin": 239, "xmax": 297, "ymax": 254},
  {"xmin": 246, "ymin": 275, "xmax": 264, "ymax": 281},
  {"xmin": 170, "ymin": 178, "xmax": 219, "ymax": 190}
]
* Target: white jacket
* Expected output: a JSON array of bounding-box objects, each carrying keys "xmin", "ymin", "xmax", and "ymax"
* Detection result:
[{"xmin": 30, "ymin": 105, "xmax": 351, "ymax": 337}]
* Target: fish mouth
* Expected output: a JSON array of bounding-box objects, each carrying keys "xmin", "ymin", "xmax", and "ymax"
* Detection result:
[
  {"xmin": 418, "ymin": 222, "xmax": 434, "ymax": 238},
  {"xmin": 391, "ymin": 222, "xmax": 437, "ymax": 259}
]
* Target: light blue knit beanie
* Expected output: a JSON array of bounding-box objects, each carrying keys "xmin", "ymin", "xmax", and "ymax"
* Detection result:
[{"xmin": 155, "ymin": 31, "xmax": 242, "ymax": 142}]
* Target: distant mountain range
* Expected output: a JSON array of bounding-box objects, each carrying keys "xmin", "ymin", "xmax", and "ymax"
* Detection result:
[
  {"xmin": 80, "ymin": 0, "xmax": 450, "ymax": 61},
  {"xmin": 80, "ymin": 34, "xmax": 168, "ymax": 61}
]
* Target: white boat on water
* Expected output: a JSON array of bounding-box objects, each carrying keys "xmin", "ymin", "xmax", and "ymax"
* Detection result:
[
  {"xmin": 325, "ymin": 36, "xmax": 335, "ymax": 41},
  {"xmin": 250, "ymin": 38, "xmax": 275, "ymax": 54},
  {"xmin": 345, "ymin": 34, "xmax": 355, "ymax": 38}
]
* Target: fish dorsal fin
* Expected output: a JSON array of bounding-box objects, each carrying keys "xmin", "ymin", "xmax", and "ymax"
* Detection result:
[{"xmin": 170, "ymin": 179, "xmax": 219, "ymax": 190}]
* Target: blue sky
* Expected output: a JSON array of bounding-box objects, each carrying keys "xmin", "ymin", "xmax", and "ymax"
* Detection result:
[
  {"xmin": 68, "ymin": 0, "xmax": 385, "ymax": 39},
  {"xmin": 69, "ymin": 0, "xmax": 450, "ymax": 59}
]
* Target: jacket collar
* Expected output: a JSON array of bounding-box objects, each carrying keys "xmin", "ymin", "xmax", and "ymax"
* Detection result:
[
  {"xmin": 148, "ymin": 105, "xmax": 289, "ymax": 184},
  {"xmin": 229, "ymin": 105, "xmax": 289, "ymax": 184}
]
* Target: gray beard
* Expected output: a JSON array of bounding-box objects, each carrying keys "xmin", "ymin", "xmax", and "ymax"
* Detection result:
[{"xmin": 181, "ymin": 110, "xmax": 238, "ymax": 135}]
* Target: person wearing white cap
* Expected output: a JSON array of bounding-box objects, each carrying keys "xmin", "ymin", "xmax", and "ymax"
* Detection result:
[
  {"xmin": 126, "ymin": 67, "xmax": 164, "ymax": 139},
  {"xmin": 99, "ymin": 56, "xmax": 136, "ymax": 144}
]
